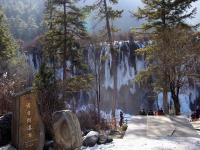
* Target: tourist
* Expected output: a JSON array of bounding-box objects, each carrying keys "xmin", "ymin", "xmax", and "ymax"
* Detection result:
[
  {"xmin": 195, "ymin": 106, "xmax": 200, "ymax": 119},
  {"xmin": 119, "ymin": 111, "xmax": 124, "ymax": 127},
  {"xmin": 148, "ymin": 110, "xmax": 154, "ymax": 116},
  {"xmin": 139, "ymin": 109, "xmax": 146, "ymax": 116}
]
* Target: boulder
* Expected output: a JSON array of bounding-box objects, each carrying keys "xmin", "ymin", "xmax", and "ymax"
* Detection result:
[
  {"xmin": 0, "ymin": 113, "xmax": 12, "ymax": 146},
  {"xmin": 97, "ymin": 134, "xmax": 113, "ymax": 145},
  {"xmin": 97, "ymin": 134, "xmax": 107, "ymax": 145},
  {"xmin": 83, "ymin": 131, "xmax": 99, "ymax": 147},
  {"xmin": 53, "ymin": 110, "xmax": 82, "ymax": 150},
  {"xmin": 106, "ymin": 136, "xmax": 113, "ymax": 143},
  {"xmin": 83, "ymin": 129, "xmax": 93, "ymax": 136}
]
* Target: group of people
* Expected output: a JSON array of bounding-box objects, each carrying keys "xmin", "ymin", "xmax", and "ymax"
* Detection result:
[
  {"xmin": 139, "ymin": 108, "xmax": 165, "ymax": 116},
  {"xmin": 191, "ymin": 106, "xmax": 200, "ymax": 121}
]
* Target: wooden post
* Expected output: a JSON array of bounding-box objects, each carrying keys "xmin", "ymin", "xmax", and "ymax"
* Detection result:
[{"xmin": 12, "ymin": 88, "xmax": 44, "ymax": 150}]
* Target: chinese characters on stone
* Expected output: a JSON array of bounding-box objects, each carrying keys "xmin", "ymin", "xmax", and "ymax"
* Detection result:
[{"xmin": 25, "ymin": 102, "xmax": 33, "ymax": 146}]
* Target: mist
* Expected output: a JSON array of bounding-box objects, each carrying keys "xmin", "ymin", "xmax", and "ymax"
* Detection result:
[{"xmin": 83, "ymin": 0, "xmax": 200, "ymax": 32}]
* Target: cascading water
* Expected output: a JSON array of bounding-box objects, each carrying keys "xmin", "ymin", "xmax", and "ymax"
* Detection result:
[
  {"xmin": 26, "ymin": 40, "xmax": 200, "ymax": 115},
  {"xmin": 84, "ymin": 40, "xmax": 147, "ymax": 114}
]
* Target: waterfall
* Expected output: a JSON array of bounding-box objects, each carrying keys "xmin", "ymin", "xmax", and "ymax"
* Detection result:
[
  {"xmin": 26, "ymin": 40, "xmax": 200, "ymax": 115},
  {"xmin": 103, "ymin": 45, "xmax": 114, "ymax": 89}
]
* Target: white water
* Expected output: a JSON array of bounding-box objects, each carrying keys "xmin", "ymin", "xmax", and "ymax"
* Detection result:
[
  {"xmin": 103, "ymin": 41, "xmax": 144, "ymax": 92},
  {"xmin": 103, "ymin": 45, "xmax": 114, "ymax": 89},
  {"xmin": 26, "ymin": 40, "xmax": 200, "ymax": 115}
]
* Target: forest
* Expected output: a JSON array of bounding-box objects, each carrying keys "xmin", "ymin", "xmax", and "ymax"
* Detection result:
[{"xmin": 0, "ymin": 0, "xmax": 200, "ymax": 150}]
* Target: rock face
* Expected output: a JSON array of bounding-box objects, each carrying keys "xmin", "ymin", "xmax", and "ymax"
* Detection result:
[
  {"xmin": 53, "ymin": 110, "xmax": 82, "ymax": 150},
  {"xmin": 83, "ymin": 131, "xmax": 99, "ymax": 147},
  {"xmin": 83, "ymin": 131, "xmax": 113, "ymax": 147},
  {"xmin": 0, "ymin": 113, "xmax": 12, "ymax": 146}
]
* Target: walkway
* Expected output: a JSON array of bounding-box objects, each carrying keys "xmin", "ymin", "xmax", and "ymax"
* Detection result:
[
  {"xmin": 125, "ymin": 116, "xmax": 200, "ymax": 138},
  {"xmin": 83, "ymin": 116, "xmax": 200, "ymax": 150}
]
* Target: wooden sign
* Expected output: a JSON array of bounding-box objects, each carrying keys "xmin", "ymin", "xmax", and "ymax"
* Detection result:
[{"xmin": 12, "ymin": 89, "xmax": 44, "ymax": 150}]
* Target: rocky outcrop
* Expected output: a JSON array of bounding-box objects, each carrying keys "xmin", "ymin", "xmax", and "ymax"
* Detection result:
[
  {"xmin": 97, "ymin": 134, "xmax": 107, "ymax": 145},
  {"xmin": 83, "ymin": 131, "xmax": 99, "ymax": 147},
  {"xmin": 0, "ymin": 113, "xmax": 12, "ymax": 146},
  {"xmin": 83, "ymin": 131, "xmax": 113, "ymax": 147},
  {"xmin": 53, "ymin": 110, "xmax": 82, "ymax": 150},
  {"xmin": 97, "ymin": 134, "xmax": 113, "ymax": 145}
]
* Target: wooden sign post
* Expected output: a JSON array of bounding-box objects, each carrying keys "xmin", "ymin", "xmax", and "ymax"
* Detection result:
[{"xmin": 12, "ymin": 89, "xmax": 44, "ymax": 150}]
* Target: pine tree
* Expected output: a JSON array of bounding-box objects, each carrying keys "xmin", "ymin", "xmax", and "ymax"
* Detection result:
[
  {"xmin": 43, "ymin": 0, "xmax": 87, "ymax": 83},
  {"xmin": 135, "ymin": 0, "xmax": 198, "ymax": 31},
  {"xmin": 43, "ymin": 0, "xmax": 57, "ymax": 82},
  {"xmin": 87, "ymin": 0, "xmax": 123, "ymax": 125},
  {"xmin": 42, "ymin": 0, "xmax": 92, "ymax": 108},
  {"xmin": 35, "ymin": 0, "xmax": 89, "ymax": 138},
  {"xmin": 0, "ymin": 8, "xmax": 16, "ymax": 74},
  {"xmin": 0, "ymin": 0, "xmax": 44, "ymax": 41},
  {"xmin": 45, "ymin": 0, "xmax": 86, "ymax": 80},
  {"xmin": 134, "ymin": 0, "xmax": 198, "ymax": 115}
]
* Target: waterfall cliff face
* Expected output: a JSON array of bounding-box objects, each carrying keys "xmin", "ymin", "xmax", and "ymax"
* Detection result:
[
  {"xmin": 26, "ymin": 40, "xmax": 200, "ymax": 115},
  {"xmin": 84, "ymin": 40, "xmax": 149, "ymax": 114}
]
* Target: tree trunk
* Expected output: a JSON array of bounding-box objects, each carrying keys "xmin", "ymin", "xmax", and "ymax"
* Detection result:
[
  {"xmin": 62, "ymin": 1, "xmax": 67, "ymax": 102},
  {"xmin": 97, "ymin": 72, "xmax": 101, "ymax": 123},
  {"xmin": 163, "ymin": 87, "xmax": 169, "ymax": 114},
  {"xmin": 103, "ymin": 0, "xmax": 113, "ymax": 48},
  {"xmin": 63, "ymin": 1, "xmax": 67, "ymax": 81},
  {"xmin": 103, "ymin": 0, "xmax": 117, "ymax": 126},
  {"xmin": 94, "ymin": 49, "xmax": 100, "ymax": 123},
  {"xmin": 161, "ymin": 0, "xmax": 169, "ymax": 115},
  {"xmin": 170, "ymin": 82, "xmax": 181, "ymax": 115},
  {"xmin": 111, "ymin": 57, "xmax": 117, "ymax": 126},
  {"xmin": 173, "ymin": 95, "xmax": 180, "ymax": 115}
]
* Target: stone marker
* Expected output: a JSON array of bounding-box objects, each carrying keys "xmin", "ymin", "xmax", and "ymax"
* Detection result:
[
  {"xmin": 53, "ymin": 110, "xmax": 82, "ymax": 150},
  {"xmin": 11, "ymin": 89, "xmax": 44, "ymax": 150}
]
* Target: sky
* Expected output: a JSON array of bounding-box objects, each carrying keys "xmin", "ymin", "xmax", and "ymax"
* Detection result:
[{"xmin": 84, "ymin": 0, "xmax": 200, "ymax": 32}]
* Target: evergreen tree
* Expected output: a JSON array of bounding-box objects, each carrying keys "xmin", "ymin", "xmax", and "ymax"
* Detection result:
[
  {"xmin": 87, "ymin": 0, "xmax": 123, "ymax": 124},
  {"xmin": 135, "ymin": 0, "xmax": 198, "ymax": 31},
  {"xmin": 0, "ymin": 0, "xmax": 44, "ymax": 41},
  {"xmin": 0, "ymin": 8, "xmax": 16, "ymax": 73},
  {"xmin": 34, "ymin": 0, "xmax": 90, "ymax": 139},
  {"xmin": 134, "ymin": 0, "xmax": 198, "ymax": 115},
  {"xmin": 0, "ymin": 8, "xmax": 32, "ymax": 114},
  {"xmin": 42, "ymin": 0, "xmax": 92, "ymax": 109},
  {"xmin": 44, "ymin": 0, "xmax": 86, "ymax": 80}
]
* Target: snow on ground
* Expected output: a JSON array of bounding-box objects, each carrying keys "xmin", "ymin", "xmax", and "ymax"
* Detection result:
[
  {"xmin": 191, "ymin": 120, "xmax": 200, "ymax": 135},
  {"xmin": 82, "ymin": 116, "xmax": 200, "ymax": 150},
  {"xmin": 81, "ymin": 137, "xmax": 200, "ymax": 150},
  {"xmin": 0, "ymin": 145, "xmax": 15, "ymax": 150}
]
